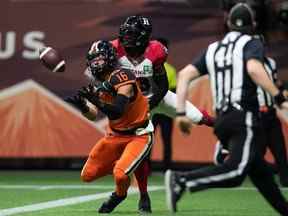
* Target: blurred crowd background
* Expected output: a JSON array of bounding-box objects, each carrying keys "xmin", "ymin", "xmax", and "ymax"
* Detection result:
[{"xmin": 1, "ymin": 0, "xmax": 288, "ymax": 170}]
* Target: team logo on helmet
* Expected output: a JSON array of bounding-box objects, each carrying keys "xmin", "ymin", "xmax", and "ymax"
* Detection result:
[
  {"xmin": 119, "ymin": 15, "xmax": 152, "ymax": 57},
  {"xmin": 227, "ymin": 3, "xmax": 256, "ymax": 33},
  {"xmin": 236, "ymin": 19, "xmax": 243, "ymax": 27}
]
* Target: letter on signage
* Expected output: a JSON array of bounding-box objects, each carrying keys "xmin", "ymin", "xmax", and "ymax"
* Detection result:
[{"xmin": 22, "ymin": 31, "xmax": 45, "ymax": 59}]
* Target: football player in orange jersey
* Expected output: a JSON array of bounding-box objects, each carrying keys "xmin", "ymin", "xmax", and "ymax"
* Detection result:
[
  {"xmin": 115, "ymin": 16, "xmax": 215, "ymax": 214},
  {"xmin": 85, "ymin": 15, "xmax": 215, "ymax": 213},
  {"xmin": 67, "ymin": 40, "xmax": 154, "ymax": 213}
]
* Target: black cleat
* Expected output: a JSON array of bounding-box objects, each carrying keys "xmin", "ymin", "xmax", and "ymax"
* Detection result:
[
  {"xmin": 98, "ymin": 192, "xmax": 126, "ymax": 213},
  {"xmin": 165, "ymin": 170, "xmax": 186, "ymax": 213},
  {"xmin": 138, "ymin": 192, "xmax": 152, "ymax": 214}
]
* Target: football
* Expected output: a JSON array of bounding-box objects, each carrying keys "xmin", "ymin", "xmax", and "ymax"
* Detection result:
[{"xmin": 39, "ymin": 47, "xmax": 65, "ymax": 72}]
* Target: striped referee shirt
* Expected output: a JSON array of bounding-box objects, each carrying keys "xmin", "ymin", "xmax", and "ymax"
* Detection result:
[
  {"xmin": 257, "ymin": 57, "xmax": 277, "ymax": 109},
  {"xmin": 194, "ymin": 31, "xmax": 265, "ymax": 113}
]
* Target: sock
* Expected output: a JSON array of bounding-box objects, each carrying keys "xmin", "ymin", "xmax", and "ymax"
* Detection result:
[
  {"xmin": 114, "ymin": 168, "xmax": 130, "ymax": 197},
  {"xmin": 134, "ymin": 160, "xmax": 150, "ymax": 194}
]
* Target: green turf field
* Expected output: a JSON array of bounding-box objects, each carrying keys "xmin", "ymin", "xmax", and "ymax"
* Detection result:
[{"xmin": 0, "ymin": 171, "xmax": 286, "ymax": 216}]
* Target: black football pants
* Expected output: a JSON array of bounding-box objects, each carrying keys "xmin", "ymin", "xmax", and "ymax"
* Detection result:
[
  {"xmin": 259, "ymin": 110, "xmax": 288, "ymax": 179},
  {"xmin": 179, "ymin": 110, "xmax": 288, "ymax": 215}
]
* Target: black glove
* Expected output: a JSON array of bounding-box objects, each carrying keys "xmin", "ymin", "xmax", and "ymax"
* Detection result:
[
  {"xmin": 78, "ymin": 83, "xmax": 105, "ymax": 108},
  {"xmin": 65, "ymin": 95, "xmax": 89, "ymax": 113},
  {"xmin": 79, "ymin": 81, "xmax": 116, "ymax": 107},
  {"xmin": 274, "ymin": 90, "xmax": 287, "ymax": 106},
  {"xmin": 78, "ymin": 84, "xmax": 96, "ymax": 102}
]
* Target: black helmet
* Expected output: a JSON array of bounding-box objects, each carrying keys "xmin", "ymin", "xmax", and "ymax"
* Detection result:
[
  {"xmin": 87, "ymin": 40, "xmax": 117, "ymax": 81},
  {"xmin": 227, "ymin": 3, "xmax": 256, "ymax": 34},
  {"xmin": 222, "ymin": 0, "xmax": 262, "ymax": 11},
  {"xmin": 119, "ymin": 15, "xmax": 152, "ymax": 57}
]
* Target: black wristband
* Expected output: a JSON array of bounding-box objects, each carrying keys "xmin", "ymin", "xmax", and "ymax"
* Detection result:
[
  {"xmin": 176, "ymin": 112, "xmax": 186, "ymax": 116},
  {"xmin": 274, "ymin": 91, "xmax": 286, "ymax": 106}
]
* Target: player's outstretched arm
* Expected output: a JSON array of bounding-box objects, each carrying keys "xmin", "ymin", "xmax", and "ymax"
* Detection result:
[
  {"xmin": 65, "ymin": 94, "xmax": 97, "ymax": 121},
  {"xmin": 176, "ymin": 64, "xmax": 203, "ymax": 134},
  {"xmin": 79, "ymin": 82, "xmax": 133, "ymax": 120}
]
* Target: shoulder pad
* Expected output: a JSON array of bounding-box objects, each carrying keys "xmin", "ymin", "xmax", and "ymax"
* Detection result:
[
  {"xmin": 145, "ymin": 40, "xmax": 168, "ymax": 67},
  {"xmin": 109, "ymin": 69, "xmax": 136, "ymax": 90}
]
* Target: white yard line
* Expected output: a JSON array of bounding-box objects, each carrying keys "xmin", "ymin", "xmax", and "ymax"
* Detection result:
[
  {"xmin": 0, "ymin": 184, "xmax": 287, "ymax": 191},
  {"xmin": 0, "ymin": 186, "xmax": 163, "ymax": 216},
  {"xmin": 0, "ymin": 184, "xmax": 287, "ymax": 215},
  {"xmin": 0, "ymin": 184, "xmax": 164, "ymax": 190},
  {"xmin": 0, "ymin": 185, "xmax": 116, "ymax": 190}
]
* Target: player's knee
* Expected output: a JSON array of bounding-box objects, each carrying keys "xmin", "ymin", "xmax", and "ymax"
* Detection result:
[
  {"xmin": 81, "ymin": 170, "xmax": 94, "ymax": 182},
  {"xmin": 80, "ymin": 167, "xmax": 99, "ymax": 182},
  {"xmin": 224, "ymin": 159, "xmax": 243, "ymax": 171},
  {"xmin": 220, "ymin": 161, "xmax": 247, "ymax": 182},
  {"xmin": 113, "ymin": 168, "xmax": 130, "ymax": 187}
]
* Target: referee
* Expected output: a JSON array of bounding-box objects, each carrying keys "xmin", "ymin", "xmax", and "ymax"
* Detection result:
[
  {"xmin": 213, "ymin": 55, "xmax": 288, "ymax": 186},
  {"xmin": 165, "ymin": 3, "xmax": 288, "ymax": 215},
  {"xmin": 258, "ymin": 56, "xmax": 288, "ymax": 186}
]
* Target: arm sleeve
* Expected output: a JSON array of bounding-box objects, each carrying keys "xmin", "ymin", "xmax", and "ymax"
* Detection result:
[
  {"xmin": 92, "ymin": 94, "xmax": 129, "ymax": 120},
  {"xmin": 91, "ymin": 70, "xmax": 136, "ymax": 120},
  {"xmin": 150, "ymin": 65, "xmax": 169, "ymax": 109},
  {"xmin": 193, "ymin": 49, "xmax": 208, "ymax": 75},
  {"xmin": 243, "ymin": 39, "xmax": 264, "ymax": 62},
  {"xmin": 148, "ymin": 41, "xmax": 169, "ymax": 109}
]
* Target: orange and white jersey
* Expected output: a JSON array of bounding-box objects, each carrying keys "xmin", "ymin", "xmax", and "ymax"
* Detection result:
[{"xmin": 98, "ymin": 69, "xmax": 149, "ymax": 132}]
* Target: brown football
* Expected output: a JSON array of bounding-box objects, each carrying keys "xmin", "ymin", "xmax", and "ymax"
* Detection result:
[{"xmin": 39, "ymin": 47, "xmax": 65, "ymax": 72}]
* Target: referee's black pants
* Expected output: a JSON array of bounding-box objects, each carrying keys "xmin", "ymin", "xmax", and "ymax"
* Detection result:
[
  {"xmin": 180, "ymin": 110, "xmax": 288, "ymax": 215},
  {"xmin": 259, "ymin": 109, "xmax": 288, "ymax": 184}
]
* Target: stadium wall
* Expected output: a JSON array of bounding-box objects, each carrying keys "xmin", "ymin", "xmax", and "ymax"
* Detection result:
[{"xmin": 1, "ymin": 0, "xmax": 288, "ymax": 168}]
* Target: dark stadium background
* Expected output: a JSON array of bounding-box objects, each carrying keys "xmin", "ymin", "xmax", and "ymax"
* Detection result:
[{"xmin": 1, "ymin": 0, "xmax": 288, "ymax": 170}]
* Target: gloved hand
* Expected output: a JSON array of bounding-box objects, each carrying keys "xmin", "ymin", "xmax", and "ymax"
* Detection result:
[
  {"xmin": 65, "ymin": 95, "xmax": 89, "ymax": 113},
  {"xmin": 198, "ymin": 110, "xmax": 215, "ymax": 127},
  {"xmin": 78, "ymin": 82, "xmax": 113, "ymax": 108},
  {"xmin": 78, "ymin": 84, "xmax": 96, "ymax": 102},
  {"xmin": 99, "ymin": 81, "xmax": 115, "ymax": 95}
]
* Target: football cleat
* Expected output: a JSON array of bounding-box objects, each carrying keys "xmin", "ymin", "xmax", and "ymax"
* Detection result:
[
  {"xmin": 98, "ymin": 192, "xmax": 126, "ymax": 213},
  {"xmin": 165, "ymin": 170, "xmax": 186, "ymax": 213},
  {"xmin": 138, "ymin": 192, "xmax": 152, "ymax": 214}
]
